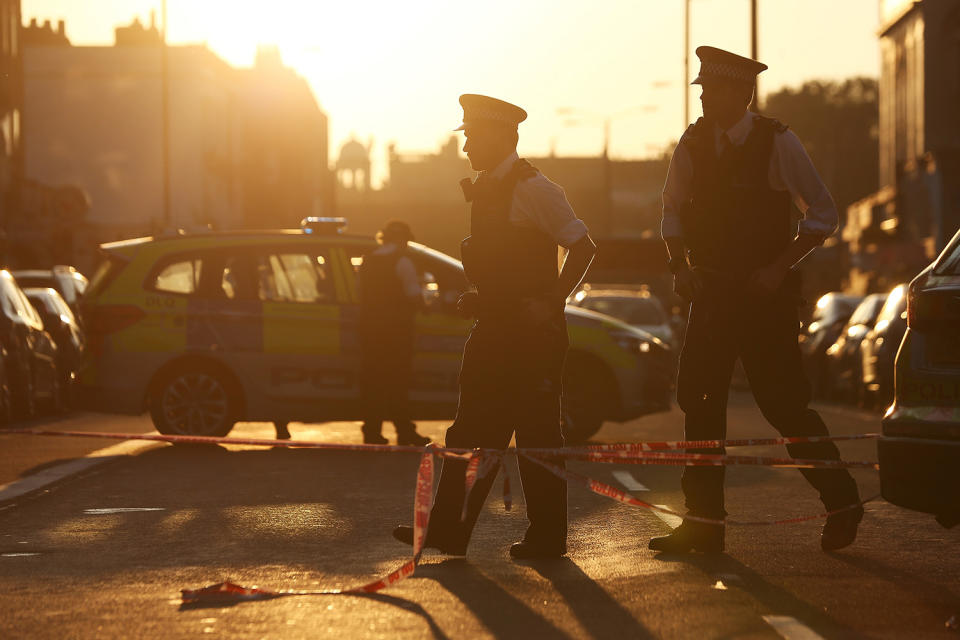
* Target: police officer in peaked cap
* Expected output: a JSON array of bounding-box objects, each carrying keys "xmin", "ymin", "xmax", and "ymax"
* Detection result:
[
  {"xmin": 650, "ymin": 46, "xmax": 863, "ymax": 554},
  {"xmin": 393, "ymin": 94, "xmax": 598, "ymax": 559}
]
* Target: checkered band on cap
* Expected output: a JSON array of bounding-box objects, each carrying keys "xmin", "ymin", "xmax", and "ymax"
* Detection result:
[{"xmin": 699, "ymin": 60, "xmax": 759, "ymax": 83}]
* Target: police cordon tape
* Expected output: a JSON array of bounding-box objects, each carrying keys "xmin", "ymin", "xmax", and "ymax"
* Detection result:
[{"xmin": 3, "ymin": 426, "xmax": 904, "ymax": 604}]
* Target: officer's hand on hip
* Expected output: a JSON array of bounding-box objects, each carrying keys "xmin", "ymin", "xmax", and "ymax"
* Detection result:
[
  {"xmin": 749, "ymin": 263, "xmax": 789, "ymax": 295},
  {"xmin": 457, "ymin": 291, "xmax": 480, "ymax": 318},
  {"xmin": 673, "ymin": 266, "xmax": 703, "ymax": 301}
]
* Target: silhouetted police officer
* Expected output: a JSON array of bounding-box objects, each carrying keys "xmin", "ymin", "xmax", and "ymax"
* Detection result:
[
  {"xmin": 359, "ymin": 220, "xmax": 430, "ymax": 446},
  {"xmin": 393, "ymin": 94, "xmax": 597, "ymax": 559},
  {"xmin": 650, "ymin": 47, "xmax": 863, "ymax": 554}
]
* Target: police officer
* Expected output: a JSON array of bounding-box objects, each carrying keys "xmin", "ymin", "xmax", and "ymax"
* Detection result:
[
  {"xmin": 358, "ymin": 220, "xmax": 431, "ymax": 446},
  {"xmin": 393, "ymin": 94, "xmax": 597, "ymax": 559},
  {"xmin": 649, "ymin": 47, "xmax": 863, "ymax": 554}
]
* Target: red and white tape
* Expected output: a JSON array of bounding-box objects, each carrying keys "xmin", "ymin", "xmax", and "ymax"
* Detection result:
[{"xmin": 522, "ymin": 453, "xmax": 879, "ymax": 527}]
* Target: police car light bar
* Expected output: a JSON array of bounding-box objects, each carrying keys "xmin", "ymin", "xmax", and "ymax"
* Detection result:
[{"xmin": 301, "ymin": 217, "xmax": 348, "ymax": 235}]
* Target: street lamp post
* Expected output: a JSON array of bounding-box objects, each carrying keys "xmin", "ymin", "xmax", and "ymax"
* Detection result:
[{"xmin": 160, "ymin": 0, "xmax": 171, "ymax": 228}]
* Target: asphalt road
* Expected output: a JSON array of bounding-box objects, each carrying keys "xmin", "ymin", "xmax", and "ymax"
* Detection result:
[{"xmin": 1, "ymin": 395, "xmax": 958, "ymax": 639}]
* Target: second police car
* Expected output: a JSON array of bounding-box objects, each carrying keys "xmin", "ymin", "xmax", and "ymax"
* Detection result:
[{"xmin": 79, "ymin": 218, "xmax": 674, "ymax": 443}]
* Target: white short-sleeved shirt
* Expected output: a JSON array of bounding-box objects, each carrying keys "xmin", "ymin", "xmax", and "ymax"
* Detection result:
[
  {"xmin": 661, "ymin": 110, "xmax": 839, "ymax": 241},
  {"xmin": 481, "ymin": 151, "xmax": 589, "ymax": 248}
]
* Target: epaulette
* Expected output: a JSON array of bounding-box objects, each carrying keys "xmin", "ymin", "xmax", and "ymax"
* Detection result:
[
  {"xmin": 752, "ymin": 114, "xmax": 789, "ymax": 134},
  {"xmin": 512, "ymin": 158, "xmax": 539, "ymax": 181},
  {"xmin": 680, "ymin": 117, "xmax": 707, "ymax": 147}
]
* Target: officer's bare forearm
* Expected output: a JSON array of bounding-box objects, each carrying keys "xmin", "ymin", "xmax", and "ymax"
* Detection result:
[
  {"xmin": 556, "ymin": 234, "xmax": 598, "ymax": 301},
  {"xmin": 770, "ymin": 233, "xmax": 824, "ymax": 271}
]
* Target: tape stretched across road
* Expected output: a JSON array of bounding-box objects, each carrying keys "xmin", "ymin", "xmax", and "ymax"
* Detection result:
[
  {"xmin": 5, "ymin": 427, "xmax": 887, "ymax": 468},
  {"xmin": 521, "ymin": 452, "xmax": 880, "ymax": 527}
]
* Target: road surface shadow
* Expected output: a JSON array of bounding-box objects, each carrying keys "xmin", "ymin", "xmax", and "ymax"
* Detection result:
[
  {"xmin": 525, "ymin": 557, "xmax": 655, "ymax": 639},
  {"xmin": 178, "ymin": 591, "xmax": 450, "ymax": 639},
  {"xmin": 416, "ymin": 559, "xmax": 569, "ymax": 638},
  {"xmin": 652, "ymin": 552, "xmax": 867, "ymax": 640},
  {"xmin": 829, "ymin": 552, "xmax": 960, "ymax": 612}
]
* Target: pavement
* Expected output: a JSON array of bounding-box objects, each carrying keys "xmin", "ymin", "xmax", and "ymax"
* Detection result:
[{"xmin": 0, "ymin": 394, "xmax": 958, "ymax": 639}]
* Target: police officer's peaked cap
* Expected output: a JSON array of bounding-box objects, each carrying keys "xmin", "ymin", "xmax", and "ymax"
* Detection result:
[
  {"xmin": 454, "ymin": 94, "xmax": 527, "ymax": 131},
  {"xmin": 692, "ymin": 46, "xmax": 767, "ymax": 85}
]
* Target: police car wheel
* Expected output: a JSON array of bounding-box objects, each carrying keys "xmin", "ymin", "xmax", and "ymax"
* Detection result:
[{"xmin": 151, "ymin": 369, "xmax": 236, "ymax": 437}]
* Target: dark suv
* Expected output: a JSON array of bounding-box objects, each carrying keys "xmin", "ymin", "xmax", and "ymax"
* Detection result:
[{"xmin": 879, "ymin": 228, "xmax": 960, "ymax": 528}]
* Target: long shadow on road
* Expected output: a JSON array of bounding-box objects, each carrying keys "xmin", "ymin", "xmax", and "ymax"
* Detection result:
[
  {"xmin": 527, "ymin": 557, "xmax": 655, "ymax": 639},
  {"xmin": 653, "ymin": 552, "xmax": 866, "ymax": 640},
  {"xmin": 416, "ymin": 559, "xmax": 569, "ymax": 639}
]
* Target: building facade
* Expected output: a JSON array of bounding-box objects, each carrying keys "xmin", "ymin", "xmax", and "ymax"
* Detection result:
[
  {"xmin": 0, "ymin": 0, "xmax": 22, "ymax": 262},
  {"xmin": 844, "ymin": 0, "xmax": 960, "ymax": 294},
  {"xmin": 20, "ymin": 19, "xmax": 332, "ymax": 270}
]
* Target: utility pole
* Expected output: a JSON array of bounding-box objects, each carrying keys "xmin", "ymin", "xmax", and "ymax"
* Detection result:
[
  {"xmin": 750, "ymin": 0, "xmax": 760, "ymax": 112},
  {"xmin": 683, "ymin": 0, "xmax": 690, "ymax": 129},
  {"xmin": 160, "ymin": 0, "xmax": 171, "ymax": 228}
]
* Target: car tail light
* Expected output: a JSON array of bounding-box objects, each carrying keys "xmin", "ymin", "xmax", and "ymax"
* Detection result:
[
  {"xmin": 86, "ymin": 304, "xmax": 146, "ymax": 336},
  {"xmin": 906, "ymin": 282, "xmax": 919, "ymax": 329}
]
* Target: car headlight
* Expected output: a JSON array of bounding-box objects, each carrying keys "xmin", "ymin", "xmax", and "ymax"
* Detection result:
[{"xmin": 614, "ymin": 333, "xmax": 653, "ymax": 354}]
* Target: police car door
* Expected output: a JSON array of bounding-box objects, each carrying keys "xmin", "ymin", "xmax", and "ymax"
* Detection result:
[{"xmin": 248, "ymin": 248, "xmax": 344, "ymax": 420}]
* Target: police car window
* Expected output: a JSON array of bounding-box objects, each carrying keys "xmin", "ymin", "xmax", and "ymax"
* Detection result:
[
  {"xmin": 222, "ymin": 252, "xmax": 331, "ymax": 303},
  {"xmin": 153, "ymin": 259, "xmax": 202, "ymax": 295}
]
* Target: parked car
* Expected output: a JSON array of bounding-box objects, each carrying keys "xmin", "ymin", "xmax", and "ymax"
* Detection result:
[
  {"xmin": 79, "ymin": 220, "xmax": 673, "ymax": 443},
  {"xmin": 0, "ymin": 346, "xmax": 12, "ymax": 424},
  {"xmin": 24, "ymin": 287, "xmax": 85, "ymax": 407},
  {"xmin": 0, "ymin": 271, "xmax": 61, "ymax": 417},
  {"xmin": 13, "ymin": 266, "xmax": 88, "ymax": 314},
  {"xmin": 569, "ymin": 284, "xmax": 678, "ymax": 350},
  {"xmin": 825, "ymin": 293, "xmax": 887, "ymax": 403},
  {"xmin": 799, "ymin": 292, "xmax": 862, "ymax": 397},
  {"xmin": 861, "ymin": 284, "xmax": 908, "ymax": 409},
  {"xmin": 879, "ymin": 228, "xmax": 960, "ymax": 529}
]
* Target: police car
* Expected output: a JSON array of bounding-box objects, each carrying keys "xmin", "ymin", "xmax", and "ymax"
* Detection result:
[
  {"xmin": 79, "ymin": 218, "xmax": 673, "ymax": 442},
  {"xmin": 879, "ymin": 227, "xmax": 960, "ymax": 528}
]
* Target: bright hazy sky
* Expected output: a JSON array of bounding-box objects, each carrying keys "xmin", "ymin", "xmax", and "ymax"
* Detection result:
[{"xmin": 24, "ymin": 0, "xmax": 881, "ymax": 185}]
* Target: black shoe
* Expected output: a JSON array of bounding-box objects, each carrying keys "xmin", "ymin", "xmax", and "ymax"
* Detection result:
[
  {"xmin": 509, "ymin": 540, "xmax": 566, "ymax": 560},
  {"xmin": 274, "ymin": 422, "xmax": 291, "ymax": 440},
  {"xmin": 363, "ymin": 431, "xmax": 388, "ymax": 445},
  {"xmin": 649, "ymin": 519, "xmax": 725, "ymax": 554},
  {"xmin": 821, "ymin": 505, "xmax": 863, "ymax": 551},
  {"xmin": 397, "ymin": 431, "xmax": 431, "ymax": 447},
  {"xmin": 392, "ymin": 525, "xmax": 466, "ymax": 556}
]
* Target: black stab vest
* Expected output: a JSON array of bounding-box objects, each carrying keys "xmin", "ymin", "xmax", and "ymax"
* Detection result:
[
  {"xmin": 460, "ymin": 160, "xmax": 558, "ymax": 314},
  {"xmin": 679, "ymin": 115, "xmax": 794, "ymax": 273}
]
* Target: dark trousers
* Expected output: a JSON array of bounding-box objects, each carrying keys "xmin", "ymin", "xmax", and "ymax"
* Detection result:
[
  {"xmin": 360, "ymin": 326, "xmax": 417, "ymax": 437},
  {"xmin": 677, "ymin": 283, "xmax": 860, "ymax": 519},
  {"xmin": 428, "ymin": 317, "xmax": 568, "ymax": 548}
]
